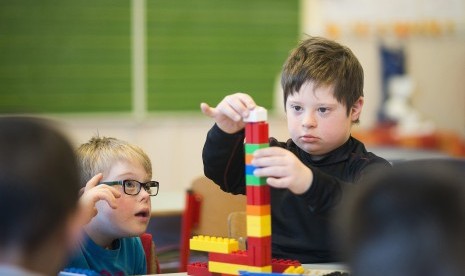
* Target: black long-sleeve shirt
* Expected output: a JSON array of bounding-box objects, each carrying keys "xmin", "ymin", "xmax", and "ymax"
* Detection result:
[{"xmin": 202, "ymin": 124, "xmax": 391, "ymax": 263}]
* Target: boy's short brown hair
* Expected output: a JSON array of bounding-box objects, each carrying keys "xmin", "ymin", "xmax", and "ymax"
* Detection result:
[
  {"xmin": 76, "ymin": 136, "xmax": 152, "ymax": 186},
  {"xmin": 281, "ymin": 36, "xmax": 364, "ymax": 122}
]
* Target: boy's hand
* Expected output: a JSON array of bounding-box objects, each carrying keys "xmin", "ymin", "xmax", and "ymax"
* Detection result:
[
  {"xmin": 200, "ymin": 92, "xmax": 256, "ymax": 134},
  {"xmin": 252, "ymin": 147, "xmax": 313, "ymax": 195},
  {"xmin": 78, "ymin": 173, "xmax": 121, "ymax": 224}
]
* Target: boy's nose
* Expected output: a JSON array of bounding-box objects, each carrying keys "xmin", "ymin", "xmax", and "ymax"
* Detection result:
[
  {"xmin": 139, "ymin": 188, "xmax": 151, "ymax": 201},
  {"xmin": 302, "ymin": 112, "xmax": 317, "ymax": 128}
]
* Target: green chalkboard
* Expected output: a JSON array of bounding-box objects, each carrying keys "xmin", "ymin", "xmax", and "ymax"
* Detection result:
[
  {"xmin": 146, "ymin": 0, "xmax": 299, "ymax": 111},
  {"xmin": 0, "ymin": 0, "xmax": 298, "ymax": 113},
  {"xmin": 0, "ymin": 0, "xmax": 131, "ymax": 113}
]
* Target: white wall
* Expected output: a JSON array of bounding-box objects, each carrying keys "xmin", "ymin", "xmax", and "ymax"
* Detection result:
[
  {"xmin": 58, "ymin": 114, "xmax": 289, "ymax": 194},
  {"xmin": 301, "ymin": 0, "xmax": 465, "ymax": 136},
  {"xmin": 337, "ymin": 36, "xmax": 465, "ymax": 135}
]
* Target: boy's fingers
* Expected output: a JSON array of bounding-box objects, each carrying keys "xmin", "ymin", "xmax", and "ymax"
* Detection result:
[
  {"xmin": 97, "ymin": 185, "xmax": 121, "ymax": 198},
  {"xmin": 235, "ymin": 93, "xmax": 256, "ymax": 107},
  {"xmin": 222, "ymin": 104, "xmax": 243, "ymax": 122},
  {"xmin": 97, "ymin": 186, "xmax": 121, "ymax": 203},
  {"xmin": 84, "ymin": 173, "xmax": 103, "ymax": 192},
  {"xmin": 92, "ymin": 188, "xmax": 120, "ymax": 209},
  {"xmin": 234, "ymin": 93, "xmax": 256, "ymax": 117},
  {"xmin": 108, "ymin": 186, "xmax": 122, "ymax": 198},
  {"xmin": 202, "ymin": 101, "xmax": 241, "ymax": 122},
  {"xmin": 254, "ymin": 147, "xmax": 282, "ymax": 157},
  {"xmin": 102, "ymin": 193, "xmax": 118, "ymax": 209},
  {"xmin": 225, "ymin": 95, "xmax": 250, "ymax": 118},
  {"xmin": 240, "ymin": 94, "xmax": 256, "ymax": 110},
  {"xmin": 200, "ymin": 102, "xmax": 216, "ymax": 118}
]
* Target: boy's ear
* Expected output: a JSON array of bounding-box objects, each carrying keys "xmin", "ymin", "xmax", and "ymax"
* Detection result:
[{"xmin": 351, "ymin": 97, "xmax": 364, "ymax": 121}]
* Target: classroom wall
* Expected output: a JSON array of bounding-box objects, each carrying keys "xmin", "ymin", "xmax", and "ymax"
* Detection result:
[
  {"xmin": 9, "ymin": 0, "xmax": 465, "ymax": 197},
  {"xmin": 59, "ymin": 114, "xmax": 289, "ymax": 195},
  {"xmin": 339, "ymin": 37, "xmax": 465, "ymax": 134},
  {"xmin": 56, "ymin": 0, "xmax": 465, "ymax": 197},
  {"xmin": 301, "ymin": 0, "xmax": 465, "ymax": 136}
]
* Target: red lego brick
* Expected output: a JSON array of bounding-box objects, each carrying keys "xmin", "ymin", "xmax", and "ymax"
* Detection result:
[
  {"xmin": 245, "ymin": 122, "xmax": 269, "ymax": 144},
  {"xmin": 246, "ymin": 186, "xmax": 270, "ymax": 205},
  {"xmin": 271, "ymin": 258, "xmax": 302, "ymax": 273},
  {"xmin": 187, "ymin": 262, "xmax": 213, "ymax": 276},
  {"xmin": 209, "ymin": 250, "xmax": 249, "ymax": 265},
  {"xmin": 247, "ymin": 236, "xmax": 272, "ymax": 267}
]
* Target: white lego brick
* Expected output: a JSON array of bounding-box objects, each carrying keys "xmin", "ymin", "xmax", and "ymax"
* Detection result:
[{"xmin": 243, "ymin": 106, "xmax": 267, "ymax": 122}]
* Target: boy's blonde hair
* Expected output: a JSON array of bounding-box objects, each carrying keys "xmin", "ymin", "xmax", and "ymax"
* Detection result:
[{"xmin": 76, "ymin": 136, "xmax": 152, "ymax": 187}]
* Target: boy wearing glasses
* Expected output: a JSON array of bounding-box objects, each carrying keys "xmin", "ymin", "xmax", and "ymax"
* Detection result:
[{"xmin": 66, "ymin": 136, "xmax": 159, "ymax": 275}]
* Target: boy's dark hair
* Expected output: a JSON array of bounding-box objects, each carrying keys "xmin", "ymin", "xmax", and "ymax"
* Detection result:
[
  {"xmin": 281, "ymin": 36, "xmax": 364, "ymax": 123},
  {"xmin": 338, "ymin": 160, "xmax": 465, "ymax": 276},
  {"xmin": 0, "ymin": 117, "xmax": 80, "ymax": 253}
]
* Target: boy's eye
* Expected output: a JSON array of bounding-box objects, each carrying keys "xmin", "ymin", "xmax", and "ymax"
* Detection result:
[
  {"xmin": 124, "ymin": 180, "xmax": 138, "ymax": 189},
  {"xmin": 317, "ymin": 107, "xmax": 328, "ymax": 113},
  {"xmin": 290, "ymin": 105, "xmax": 303, "ymax": 112}
]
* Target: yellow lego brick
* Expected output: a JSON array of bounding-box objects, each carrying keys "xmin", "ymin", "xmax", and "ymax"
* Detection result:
[
  {"xmin": 189, "ymin": 235, "xmax": 239, "ymax": 253},
  {"xmin": 283, "ymin": 265, "xmax": 306, "ymax": 274},
  {"xmin": 246, "ymin": 215, "xmax": 271, "ymax": 237},
  {"xmin": 209, "ymin": 261, "xmax": 272, "ymax": 275}
]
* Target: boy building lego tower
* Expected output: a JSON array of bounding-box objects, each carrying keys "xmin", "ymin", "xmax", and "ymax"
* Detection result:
[{"xmin": 188, "ymin": 107, "xmax": 300, "ymax": 275}]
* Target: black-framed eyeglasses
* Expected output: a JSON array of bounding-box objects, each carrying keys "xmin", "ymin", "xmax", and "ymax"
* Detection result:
[{"xmin": 99, "ymin": 180, "xmax": 159, "ymax": 196}]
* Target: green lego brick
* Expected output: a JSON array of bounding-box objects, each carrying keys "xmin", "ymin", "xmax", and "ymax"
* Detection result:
[
  {"xmin": 245, "ymin": 143, "xmax": 269, "ymax": 154},
  {"xmin": 246, "ymin": 175, "xmax": 267, "ymax": 186}
]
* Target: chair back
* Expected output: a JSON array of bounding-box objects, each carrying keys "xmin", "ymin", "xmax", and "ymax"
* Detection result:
[
  {"xmin": 179, "ymin": 176, "xmax": 246, "ymax": 271},
  {"xmin": 140, "ymin": 233, "xmax": 161, "ymax": 274}
]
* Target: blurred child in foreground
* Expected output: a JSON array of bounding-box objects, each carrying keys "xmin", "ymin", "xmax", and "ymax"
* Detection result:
[
  {"xmin": 0, "ymin": 117, "xmax": 85, "ymax": 276},
  {"xmin": 338, "ymin": 160, "xmax": 465, "ymax": 276}
]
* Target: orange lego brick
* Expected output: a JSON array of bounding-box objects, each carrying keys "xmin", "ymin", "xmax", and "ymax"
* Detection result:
[
  {"xmin": 246, "ymin": 205, "xmax": 270, "ymax": 216},
  {"xmin": 245, "ymin": 154, "xmax": 254, "ymax": 165}
]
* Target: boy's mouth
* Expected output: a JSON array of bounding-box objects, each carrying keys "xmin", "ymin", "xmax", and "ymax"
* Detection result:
[
  {"xmin": 301, "ymin": 134, "xmax": 319, "ymax": 143},
  {"xmin": 135, "ymin": 209, "xmax": 150, "ymax": 218}
]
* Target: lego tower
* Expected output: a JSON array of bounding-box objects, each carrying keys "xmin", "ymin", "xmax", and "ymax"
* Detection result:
[{"xmin": 243, "ymin": 106, "xmax": 272, "ymax": 271}]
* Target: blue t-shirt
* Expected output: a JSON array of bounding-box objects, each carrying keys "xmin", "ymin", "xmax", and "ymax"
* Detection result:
[{"xmin": 66, "ymin": 233, "xmax": 147, "ymax": 276}]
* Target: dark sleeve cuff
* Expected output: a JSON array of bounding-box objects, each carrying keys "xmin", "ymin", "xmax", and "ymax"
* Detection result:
[
  {"xmin": 299, "ymin": 168, "xmax": 343, "ymax": 213},
  {"xmin": 209, "ymin": 123, "xmax": 245, "ymax": 141}
]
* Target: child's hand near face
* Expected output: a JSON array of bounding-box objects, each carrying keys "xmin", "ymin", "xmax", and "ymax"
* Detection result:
[
  {"xmin": 252, "ymin": 147, "xmax": 313, "ymax": 195},
  {"xmin": 200, "ymin": 92, "xmax": 256, "ymax": 134},
  {"xmin": 78, "ymin": 173, "xmax": 121, "ymax": 224}
]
